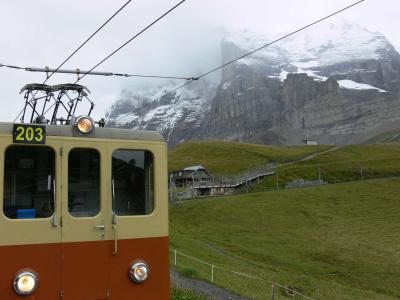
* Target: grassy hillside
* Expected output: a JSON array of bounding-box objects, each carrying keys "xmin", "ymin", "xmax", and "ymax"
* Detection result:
[
  {"xmin": 251, "ymin": 144, "xmax": 400, "ymax": 192},
  {"xmin": 363, "ymin": 130, "xmax": 400, "ymax": 144},
  {"xmin": 170, "ymin": 178, "xmax": 400, "ymax": 299},
  {"xmin": 168, "ymin": 141, "xmax": 331, "ymax": 174}
]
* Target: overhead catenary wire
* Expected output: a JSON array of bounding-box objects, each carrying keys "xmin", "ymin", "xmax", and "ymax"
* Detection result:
[
  {"xmin": 196, "ymin": 1, "xmax": 366, "ymax": 79},
  {"xmin": 44, "ymin": 0, "xmax": 133, "ymax": 84},
  {"xmin": 113, "ymin": 0, "xmax": 366, "ymax": 125},
  {"xmin": 0, "ymin": 64, "xmax": 196, "ymax": 81},
  {"xmin": 13, "ymin": 0, "xmax": 187, "ymax": 123},
  {"xmin": 114, "ymin": 79, "xmax": 194, "ymax": 123},
  {"xmin": 0, "ymin": 63, "xmax": 24, "ymax": 70},
  {"xmin": 13, "ymin": 0, "xmax": 133, "ymax": 122},
  {"xmin": 74, "ymin": 0, "xmax": 187, "ymax": 84}
]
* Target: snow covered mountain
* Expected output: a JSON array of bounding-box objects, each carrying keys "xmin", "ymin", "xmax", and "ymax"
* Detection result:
[
  {"xmin": 222, "ymin": 18, "xmax": 398, "ymax": 92},
  {"xmin": 106, "ymin": 79, "xmax": 217, "ymax": 145},
  {"xmin": 228, "ymin": 18, "xmax": 390, "ymax": 66},
  {"xmin": 107, "ymin": 19, "xmax": 400, "ymax": 146}
]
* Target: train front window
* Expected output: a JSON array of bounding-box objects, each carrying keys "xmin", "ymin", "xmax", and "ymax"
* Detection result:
[
  {"xmin": 112, "ymin": 150, "xmax": 154, "ymax": 216},
  {"xmin": 68, "ymin": 148, "xmax": 100, "ymax": 217},
  {"xmin": 3, "ymin": 146, "xmax": 55, "ymax": 219}
]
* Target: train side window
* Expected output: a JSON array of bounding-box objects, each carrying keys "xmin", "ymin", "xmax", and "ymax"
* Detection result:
[
  {"xmin": 68, "ymin": 148, "xmax": 100, "ymax": 217},
  {"xmin": 3, "ymin": 146, "xmax": 55, "ymax": 219},
  {"xmin": 112, "ymin": 150, "xmax": 154, "ymax": 216}
]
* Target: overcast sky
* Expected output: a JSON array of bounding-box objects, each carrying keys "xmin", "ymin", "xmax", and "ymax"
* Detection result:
[{"xmin": 0, "ymin": 0, "xmax": 398, "ymax": 122}]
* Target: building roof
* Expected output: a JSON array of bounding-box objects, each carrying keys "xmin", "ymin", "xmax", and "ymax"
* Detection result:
[{"xmin": 183, "ymin": 165, "xmax": 206, "ymax": 171}]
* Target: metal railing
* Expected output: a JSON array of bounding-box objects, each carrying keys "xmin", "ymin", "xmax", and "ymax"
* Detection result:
[{"xmin": 170, "ymin": 248, "xmax": 315, "ymax": 300}]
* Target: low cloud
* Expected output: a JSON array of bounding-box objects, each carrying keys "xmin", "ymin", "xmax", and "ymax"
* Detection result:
[{"xmin": 0, "ymin": 0, "xmax": 399, "ymax": 121}]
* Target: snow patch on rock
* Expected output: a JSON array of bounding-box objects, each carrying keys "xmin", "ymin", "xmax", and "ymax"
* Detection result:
[
  {"xmin": 338, "ymin": 79, "xmax": 387, "ymax": 92},
  {"xmin": 222, "ymin": 81, "xmax": 232, "ymax": 90}
]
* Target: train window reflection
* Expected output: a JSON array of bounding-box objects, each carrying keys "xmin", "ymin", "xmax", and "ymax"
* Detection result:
[
  {"xmin": 3, "ymin": 146, "xmax": 55, "ymax": 219},
  {"xmin": 68, "ymin": 148, "xmax": 100, "ymax": 217},
  {"xmin": 112, "ymin": 150, "xmax": 154, "ymax": 216}
]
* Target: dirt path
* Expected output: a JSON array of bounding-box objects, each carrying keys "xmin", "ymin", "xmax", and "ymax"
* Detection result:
[
  {"xmin": 171, "ymin": 269, "xmax": 249, "ymax": 300},
  {"xmin": 299, "ymin": 145, "xmax": 342, "ymax": 162},
  {"xmin": 279, "ymin": 145, "xmax": 342, "ymax": 168}
]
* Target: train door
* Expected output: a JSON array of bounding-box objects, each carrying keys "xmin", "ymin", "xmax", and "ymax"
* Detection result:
[
  {"xmin": 60, "ymin": 144, "xmax": 110, "ymax": 300},
  {"xmin": 108, "ymin": 145, "xmax": 170, "ymax": 299},
  {"xmin": 0, "ymin": 144, "xmax": 62, "ymax": 299}
]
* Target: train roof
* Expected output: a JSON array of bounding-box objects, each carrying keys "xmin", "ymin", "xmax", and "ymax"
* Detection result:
[{"xmin": 0, "ymin": 122, "xmax": 164, "ymax": 142}]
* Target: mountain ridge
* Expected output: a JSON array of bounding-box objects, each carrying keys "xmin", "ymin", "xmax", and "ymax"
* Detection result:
[{"xmin": 107, "ymin": 19, "xmax": 400, "ymax": 147}]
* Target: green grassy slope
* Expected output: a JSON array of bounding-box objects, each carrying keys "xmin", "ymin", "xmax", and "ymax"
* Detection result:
[
  {"xmin": 251, "ymin": 144, "xmax": 400, "ymax": 192},
  {"xmin": 170, "ymin": 178, "xmax": 400, "ymax": 299},
  {"xmin": 363, "ymin": 130, "xmax": 400, "ymax": 144},
  {"xmin": 168, "ymin": 141, "xmax": 331, "ymax": 175}
]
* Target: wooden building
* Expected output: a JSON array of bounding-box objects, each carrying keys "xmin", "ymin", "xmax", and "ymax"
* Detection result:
[{"xmin": 169, "ymin": 165, "xmax": 213, "ymax": 188}]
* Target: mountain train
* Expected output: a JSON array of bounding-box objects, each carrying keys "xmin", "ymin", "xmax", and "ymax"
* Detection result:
[{"xmin": 0, "ymin": 101, "xmax": 170, "ymax": 299}]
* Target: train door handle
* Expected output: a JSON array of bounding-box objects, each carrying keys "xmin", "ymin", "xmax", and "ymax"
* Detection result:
[
  {"xmin": 94, "ymin": 225, "xmax": 105, "ymax": 230},
  {"xmin": 112, "ymin": 225, "xmax": 118, "ymax": 256}
]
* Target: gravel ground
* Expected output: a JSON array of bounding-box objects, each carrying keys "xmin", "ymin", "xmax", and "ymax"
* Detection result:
[{"xmin": 171, "ymin": 269, "xmax": 249, "ymax": 300}]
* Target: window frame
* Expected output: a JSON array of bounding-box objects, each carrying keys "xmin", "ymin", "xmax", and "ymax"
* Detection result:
[
  {"xmin": 2, "ymin": 144, "xmax": 57, "ymax": 220},
  {"xmin": 67, "ymin": 147, "xmax": 102, "ymax": 219},
  {"xmin": 111, "ymin": 148, "xmax": 155, "ymax": 217}
]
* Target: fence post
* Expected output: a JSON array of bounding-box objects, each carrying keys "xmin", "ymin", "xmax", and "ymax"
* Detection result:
[
  {"xmin": 174, "ymin": 249, "xmax": 177, "ymax": 266},
  {"xmin": 360, "ymin": 166, "xmax": 364, "ymax": 180},
  {"xmin": 271, "ymin": 282, "xmax": 275, "ymax": 300},
  {"xmin": 211, "ymin": 265, "xmax": 214, "ymax": 283},
  {"xmin": 276, "ymin": 173, "xmax": 279, "ymax": 190},
  {"xmin": 191, "ymin": 174, "xmax": 194, "ymax": 199}
]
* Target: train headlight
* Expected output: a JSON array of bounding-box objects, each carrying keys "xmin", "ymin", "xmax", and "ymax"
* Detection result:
[
  {"xmin": 128, "ymin": 260, "xmax": 150, "ymax": 283},
  {"xmin": 75, "ymin": 116, "xmax": 94, "ymax": 134},
  {"xmin": 13, "ymin": 270, "xmax": 39, "ymax": 295}
]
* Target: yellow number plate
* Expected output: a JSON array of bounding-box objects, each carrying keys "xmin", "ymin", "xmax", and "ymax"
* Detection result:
[{"xmin": 13, "ymin": 124, "xmax": 46, "ymax": 144}]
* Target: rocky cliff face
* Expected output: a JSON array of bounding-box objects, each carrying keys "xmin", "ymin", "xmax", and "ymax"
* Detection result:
[{"xmin": 107, "ymin": 19, "xmax": 400, "ymax": 146}]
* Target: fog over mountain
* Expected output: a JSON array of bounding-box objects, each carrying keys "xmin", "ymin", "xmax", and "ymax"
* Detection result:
[
  {"xmin": 1, "ymin": 1, "xmax": 400, "ymax": 124},
  {"xmin": 107, "ymin": 19, "xmax": 400, "ymax": 146}
]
